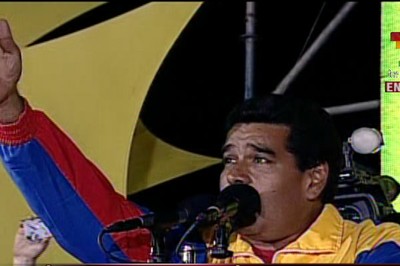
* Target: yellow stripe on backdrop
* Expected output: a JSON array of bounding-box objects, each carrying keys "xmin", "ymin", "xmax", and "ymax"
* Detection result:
[
  {"xmin": 0, "ymin": 2, "xmax": 206, "ymax": 264},
  {"xmin": 128, "ymin": 120, "xmax": 221, "ymax": 195},
  {"xmin": 0, "ymin": 2, "xmax": 105, "ymax": 46}
]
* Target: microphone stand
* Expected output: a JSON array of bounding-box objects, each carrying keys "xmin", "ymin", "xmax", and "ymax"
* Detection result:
[
  {"xmin": 209, "ymin": 220, "xmax": 234, "ymax": 259},
  {"xmin": 149, "ymin": 229, "xmax": 168, "ymax": 263}
]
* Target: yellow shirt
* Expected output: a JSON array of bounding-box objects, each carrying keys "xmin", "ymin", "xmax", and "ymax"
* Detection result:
[{"xmin": 210, "ymin": 204, "xmax": 400, "ymax": 263}]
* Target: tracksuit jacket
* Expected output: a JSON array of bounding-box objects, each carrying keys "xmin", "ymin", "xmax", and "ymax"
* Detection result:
[{"xmin": 1, "ymin": 101, "xmax": 400, "ymax": 263}]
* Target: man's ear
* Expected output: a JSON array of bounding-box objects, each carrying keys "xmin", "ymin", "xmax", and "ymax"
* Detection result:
[{"xmin": 304, "ymin": 162, "xmax": 329, "ymax": 201}]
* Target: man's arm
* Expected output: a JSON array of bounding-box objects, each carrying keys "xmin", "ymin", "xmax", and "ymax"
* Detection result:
[
  {"xmin": 0, "ymin": 19, "xmax": 151, "ymax": 263},
  {"xmin": 355, "ymin": 222, "xmax": 400, "ymax": 263},
  {"xmin": 355, "ymin": 241, "xmax": 400, "ymax": 263}
]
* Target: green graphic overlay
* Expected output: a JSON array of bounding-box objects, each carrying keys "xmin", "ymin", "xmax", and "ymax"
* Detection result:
[{"xmin": 382, "ymin": 2, "xmax": 400, "ymax": 211}]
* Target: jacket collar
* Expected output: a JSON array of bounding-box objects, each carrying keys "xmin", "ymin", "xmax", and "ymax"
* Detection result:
[
  {"xmin": 283, "ymin": 204, "xmax": 344, "ymax": 252},
  {"xmin": 230, "ymin": 204, "xmax": 344, "ymax": 254}
]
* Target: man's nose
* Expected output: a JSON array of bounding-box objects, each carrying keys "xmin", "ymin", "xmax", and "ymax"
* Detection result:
[{"xmin": 226, "ymin": 164, "xmax": 251, "ymax": 185}]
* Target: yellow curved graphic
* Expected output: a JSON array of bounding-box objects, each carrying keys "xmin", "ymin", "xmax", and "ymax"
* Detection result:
[
  {"xmin": 20, "ymin": 2, "xmax": 203, "ymax": 194},
  {"xmin": 128, "ymin": 121, "xmax": 221, "ymax": 195}
]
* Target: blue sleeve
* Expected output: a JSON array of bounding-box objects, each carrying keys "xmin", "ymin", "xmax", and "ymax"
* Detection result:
[
  {"xmin": 356, "ymin": 241, "xmax": 400, "ymax": 263},
  {"xmin": 0, "ymin": 105, "xmax": 151, "ymax": 263}
]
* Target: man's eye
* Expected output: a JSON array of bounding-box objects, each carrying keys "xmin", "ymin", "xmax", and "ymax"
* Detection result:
[
  {"xmin": 223, "ymin": 157, "xmax": 236, "ymax": 164},
  {"xmin": 254, "ymin": 157, "xmax": 269, "ymax": 164}
]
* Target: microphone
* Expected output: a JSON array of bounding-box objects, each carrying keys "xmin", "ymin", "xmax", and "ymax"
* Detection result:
[
  {"xmin": 198, "ymin": 184, "xmax": 261, "ymax": 229},
  {"xmin": 104, "ymin": 210, "xmax": 189, "ymax": 233},
  {"xmin": 170, "ymin": 184, "xmax": 261, "ymax": 261},
  {"xmin": 104, "ymin": 194, "xmax": 217, "ymax": 233},
  {"xmin": 103, "ymin": 185, "xmax": 260, "ymax": 233}
]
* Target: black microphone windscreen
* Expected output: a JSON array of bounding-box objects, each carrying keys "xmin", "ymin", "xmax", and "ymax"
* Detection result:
[{"xmin": 217, "ymin": 184, "xmax": 261, "ymax": 229}]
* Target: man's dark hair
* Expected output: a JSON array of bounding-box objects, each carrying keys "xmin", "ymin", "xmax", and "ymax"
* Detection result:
[{"xmin": 225, "ymin": 94, "xmax": 343, "ymax": 203}]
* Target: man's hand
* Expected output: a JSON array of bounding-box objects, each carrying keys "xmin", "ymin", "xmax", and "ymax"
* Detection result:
[
  {"xmin": 13, "ymin": 226, "xmax": 51, "ymax": 266},
  {"xmin": 0, "ymin": 19, "xmax": 24, "ymax": 124}
]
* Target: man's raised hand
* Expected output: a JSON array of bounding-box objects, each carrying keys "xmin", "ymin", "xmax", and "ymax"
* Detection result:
[{"xmin": 0, "ymin": 19, "xmax": 24, "ymax": 123}]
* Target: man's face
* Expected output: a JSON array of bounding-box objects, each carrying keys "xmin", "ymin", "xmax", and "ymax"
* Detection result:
[{"xmin": 220, "ymin": 123, "xmax": 312, "ymax": 243}]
